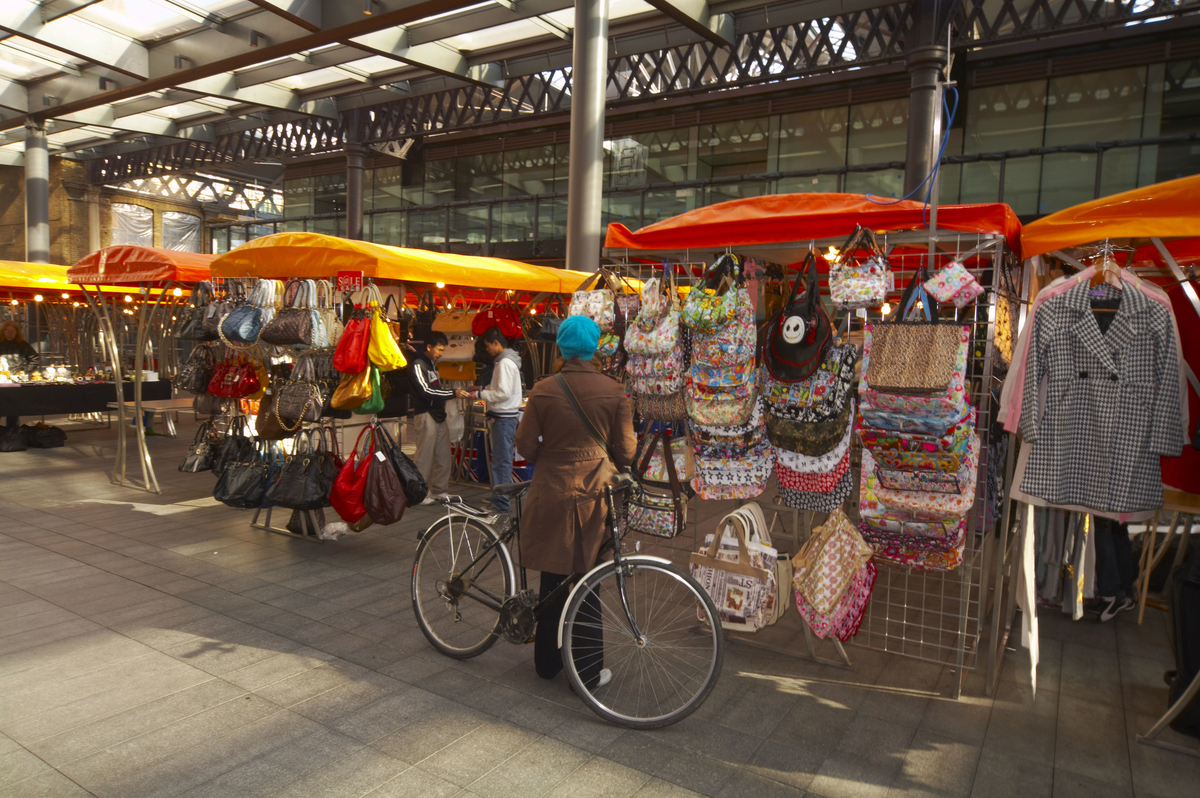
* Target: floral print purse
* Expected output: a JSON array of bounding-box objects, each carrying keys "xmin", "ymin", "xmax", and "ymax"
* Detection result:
[{"xmin": 828, "ymin": 226, "xmax": 892, "ymax": 310}]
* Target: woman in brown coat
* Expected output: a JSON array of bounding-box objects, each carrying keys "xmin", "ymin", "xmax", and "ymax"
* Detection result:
[{"xmin": 514, "ymin": 315, "xmax": 637, "ymax": 686}]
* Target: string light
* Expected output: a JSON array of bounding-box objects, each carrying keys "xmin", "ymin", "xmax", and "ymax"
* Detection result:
[
  {"xmin": 61, "ymin": 293, "xmax": 69, "ymax": 299},
  {"xmin": 73, "ymin": 302, "xmax": 80, "ymax": 307},
  {"xmin": 9, "ymin": 300, "xmax": 16, "ymax": 306},
  {"xmin": 436, "ymin": 282, "xmax": 445, "ymax": 289},
  {"xmin": 173, "ymin": 287, "xmax": 183, "ymax": 297},
  {"xmin": 825, "ymin": 246, "xmax": 840, "ymax": 261},
  {"xmin": 124, "ymin": 295, "xmax": 133, "ymax": 303},
  {"xmin": 34, "ymin": 294, "xmax": 43, "ymax": 302},
  {"xmin": 880, "ymin": 303, "xmax": 892, "ymax": 316}
]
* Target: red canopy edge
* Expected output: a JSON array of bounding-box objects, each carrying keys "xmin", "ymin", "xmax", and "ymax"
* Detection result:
[
  {"xmin": 604, "ymin": 193, "xmax": 1022, "ymax": 256},
  {"xmin": 68, "ymin": 246, "xmax": 215, "ymax": 285}
]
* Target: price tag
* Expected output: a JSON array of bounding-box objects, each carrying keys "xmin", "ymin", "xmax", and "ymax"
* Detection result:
[
  {"xmin": 855, "ymin": 308, "xmax": 868, "ymax": 319},
  {"xmin": 375, "ymin": 451, "xmax": 387, "ymax": 462},
  {"xmin": 336, "ymin": 271, "xmax": 364, "ymax": 293}
]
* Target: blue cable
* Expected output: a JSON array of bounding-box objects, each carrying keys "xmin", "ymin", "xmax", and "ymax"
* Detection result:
[{"xmin": 865, "ymin": 83, "xmax": 959, "ymax": 214}]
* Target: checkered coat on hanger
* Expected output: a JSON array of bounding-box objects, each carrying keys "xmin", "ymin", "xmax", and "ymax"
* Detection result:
[{"xmin": 1019, "ymin": 279, "xmax": 1183, "ymax": 513}]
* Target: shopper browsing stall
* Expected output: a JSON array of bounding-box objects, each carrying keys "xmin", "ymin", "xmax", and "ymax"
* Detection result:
[
  {"xmin": 459, "ymin": 327, "xmax": 523, "ymax": 512},
  {"xmin": 408, "ymin": 332, "xmax": 456, "ymax": 505},
  {"xmin": 514, "ymin": 315, "xmax": 637, "ymax": 687}
]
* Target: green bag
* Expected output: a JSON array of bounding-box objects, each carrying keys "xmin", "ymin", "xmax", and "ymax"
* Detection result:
[
  {"xmin": 680, "ymin": 254, "xmax": 746, "ymax": 333},
  {"xmin": 355, "ymin": 366, "xmax": 385, "ymax": 416}
]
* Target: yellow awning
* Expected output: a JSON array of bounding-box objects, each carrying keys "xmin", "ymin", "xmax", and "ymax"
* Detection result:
[
  {"xmin": 0, "ymin": 261, "xmax": 165, "ymax": 298},
  {"xmin": 211, "ymin": 232, "xmax": 594, "ymax": 293}
]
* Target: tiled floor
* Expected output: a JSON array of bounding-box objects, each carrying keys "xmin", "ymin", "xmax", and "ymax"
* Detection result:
[{"xmin": 1, "ymin": 420, "xmax": 1197, "ymax": 798}]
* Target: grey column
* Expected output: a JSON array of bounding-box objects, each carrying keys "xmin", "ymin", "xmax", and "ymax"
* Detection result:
[
  {"xmin": 25, "ymin": 123, "xmax": 50, "ymax": 263},
  {"xmin": 346, "ymin": 142, "xmax": 366, "ymax": 241},
  {"xmin": 565, "ymin": 0, "xmax": 610, "ymax": 273},
  {"xmin": 903, "ymin": 44, "xmax": 948, "ymax": 197},
  {"xmin": 87, "ymin": 187, "xmax": 101, "ymax": 253}
]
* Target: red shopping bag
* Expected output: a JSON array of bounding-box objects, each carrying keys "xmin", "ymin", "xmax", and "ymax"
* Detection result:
[
  {"xmin": 329, "ymin": 426, "xmax": 373, "ymax": 523},
  {"xmin": 333, "ymin": 309, "xmax": 370, "ymax": 374}
]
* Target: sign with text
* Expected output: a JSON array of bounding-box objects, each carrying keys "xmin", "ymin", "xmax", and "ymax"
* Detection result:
[{"xmin": 336, "ymin": 271, "xmax": 364, "ymax": 293}]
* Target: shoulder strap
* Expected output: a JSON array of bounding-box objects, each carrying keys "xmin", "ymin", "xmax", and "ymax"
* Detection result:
[{"xmin": 555, "ymin": 373, "xmax": 614, "ymax": 463}]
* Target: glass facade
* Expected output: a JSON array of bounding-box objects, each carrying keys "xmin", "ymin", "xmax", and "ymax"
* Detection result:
[{"xmin": 214, "ymin": 58, "xmax": 1199, "ymax": 252}]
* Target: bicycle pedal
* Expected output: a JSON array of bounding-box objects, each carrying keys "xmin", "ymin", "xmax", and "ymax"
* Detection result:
[{"xmin": 524, "ymin": 636, "xmax": 535, "ymax": 644}]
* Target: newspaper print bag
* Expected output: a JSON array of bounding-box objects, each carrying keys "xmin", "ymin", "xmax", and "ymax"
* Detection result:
[{"xmin": 690, "ymin": 512, "xmax": 777, "ymax": 632}]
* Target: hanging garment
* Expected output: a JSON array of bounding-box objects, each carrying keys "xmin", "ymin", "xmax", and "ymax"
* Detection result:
[{"xmin": 1018, "ymin": 279, "xmax": 1184, "ymax": 513}]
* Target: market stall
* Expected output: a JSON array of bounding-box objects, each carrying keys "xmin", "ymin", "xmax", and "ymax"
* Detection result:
[
  {"xmin": 603, "ymin": 192, "xmax": 1023, "ymax": 699},
  {"xmin": 68, "ymin": 246, "xmax": 215, "ymax": 494},
  {"xmin": 1010, "ymin": 174, "xmax": 1200, "ymax": 753}
]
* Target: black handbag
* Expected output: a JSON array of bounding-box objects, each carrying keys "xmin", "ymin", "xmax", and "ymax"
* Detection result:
[
  {"xmin": 373, "ymin": 422, "xmax": 429, "ymax": 505},
  {"xmin": 413, "ymin": 289, "xmax": 438, "ymax": 342},
  {"xmin": 0, "ymin": 426, "xmax": 27, "ymax": 452},
  {"xmin": 25, "ymin": 425, "xmax": 66, "ymax": 448},
  {"xmin": 177, "ymin": 281, "xmax": 217, "ymax": 341},
  {"xmin": 179, "ymin": 421, "xmax": 217, "ymax": 472},
  {"xmin": 177, "ymin": 344, "xmax": 217, "ymax": 395},
  {"xmin": 193, "ymin": 392, "xmax": 227, "ymax": 416},
  {"xmin": 213, "ymin": 426, "xmax": 255, "ymax": 479},
  {"xmin": 265, "ymin": 430, "xmax": 333, "ymax": 511},
  {"xmin": 202, "ymin": 283, "xmax": 241, "ymax": 338},
  {"xmin": 213, "ymin": 444, "xmax": 269, "ymax": 509},
  {"xmin": 764, "ymin": 251, "xmax": 832, "ymax": 382},
  {"xmin": 286, "ymin": 507, "xmax": 327, "ymax": 538},
  {"xmin": 276, "ymin": 354, "xmax": 324, "ymax": 428}
]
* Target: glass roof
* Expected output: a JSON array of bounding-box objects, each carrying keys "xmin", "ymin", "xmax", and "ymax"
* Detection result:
[
  {"xmin": 77, "ymin": 0, "xmax": 256, "ymax": 42},
  {"xmin": 0, "ymin": 41, "xmax": 88, "ymax": 81},
  {"xmin": 442, "ymin": 0, "xmax": 653, "ymax": 52}
]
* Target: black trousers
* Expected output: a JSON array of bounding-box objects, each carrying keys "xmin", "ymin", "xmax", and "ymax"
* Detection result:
[
  {"xmin": 1094, "ymin": 517, "xmax": 1136, "ymax": 600},
  {"xmin": 535, "ymin": 571, "xmax": 604, "ymax": 687}
]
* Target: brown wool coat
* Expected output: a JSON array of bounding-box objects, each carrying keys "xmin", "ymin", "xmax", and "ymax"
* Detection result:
[{"xmin": 515, "ymin": 358, "xmax": 637, "ymax": 575}]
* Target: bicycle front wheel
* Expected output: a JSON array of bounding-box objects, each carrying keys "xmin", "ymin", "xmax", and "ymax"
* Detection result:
[
  {"xmin": 412, "ymin": 516, "xmax": 515, "ymax": 659},
  {"xmin": 562, "ymin": 560, "xmax": 723, "ymax": 729}
]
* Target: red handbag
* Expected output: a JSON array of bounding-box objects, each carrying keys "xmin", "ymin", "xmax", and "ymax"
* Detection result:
[
  {"xmin": 472, "ymin": 294, "xmax": 523, "ymax": 339},
  {"xmin": 330, "ymin": 426, "xmax": 373, "ymax": 524},
  {"xmin": 207, "ymin": 357, "xmax": 260, "ymax": 399},
  {"xmin": 333, "ymin": 309, "xmax": 370, "ymax": 374}
]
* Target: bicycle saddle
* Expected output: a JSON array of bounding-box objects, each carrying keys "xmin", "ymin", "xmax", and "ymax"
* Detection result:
[{"xmin": 492, "ymin": 481, "xmax": 531, "ymax": 497}]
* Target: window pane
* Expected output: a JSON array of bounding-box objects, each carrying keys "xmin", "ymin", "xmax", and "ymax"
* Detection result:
[
  {"xmin": 310, "ymin": 216, "xmax": 344, "ymax": 238},
  {"xmin": 697, "ymin": 118, "xmax": 770, "ymax": 180},
  {"xmin": 964, "ymin": 80, "xmax": 1047, "ymax": 154},
  {"xmin": 642, "ymin": 127, "xmax": 692, "ymax": 183},
  {"xmin": 959, "ymin": 161, "xmax": 1001, "ymax": 204},
  {"xmin": 161, "ymin": 211, "xmax": 201, "ymax": 252},
  {"xmin": 211, "ymin": 229, "xmax": 229, "ymax": 255},
  {"xmin": 1045, "ymin": 67, "xmax": 1146, "ymax": 147},
  {"xmin": 456, "ymin": 153, "xmax": 503, "ymax": 201},
  {"xmin": 605, "ymin": 138, "xmax": 648, "ymax": 188},
  {"xmin": 844, "ymin": 169, "xmax": 904, "ymax": 199},
  {"xmin": 1039, "ymin": 152, "xmax": 1097, "ymax": 213},
  {"xmin": 1099, "ymin": 147, "xmax": 1141, "ymax": 199},
  {"xmin": 449, "ymin": 206, "xmax": 488, "ymax": 246},
  {"xmin": 312, "ymin": 173, "xmax": 345, "ymax": 216},
  {"xmin": 283, "ymin": 176, "xmax": 313, "ymax": 217},
  {"xmin": 248, "ymin": 224, "xmax": 274, "ymax": 240},
  {"xmin": 496, "ymin": 201, "xmax": 536, "ymax": 242},
  {"xmin": 230, "ymin": 226, "xmax": 247, "ymax": 251},
  {"xmin": 502, "ymin": 146, "xmax": 559, "ymax": 197},
  {"xmin": 1156, "ymin": 58, "xmax": 1200, "ymax": 182},
  {"xmin": 778, "ymin": 107, "xmax": 848, "ymax": 173},
  {"xmin": 644, "ymin": 187, "xmax": 694, "ymax": 225},
  {"xmin": 280, "ymin": 219, "xmax": 304, "ymax": 233},
  {"xmin": 776, "ymin": 174, "xmax": 839, "ymax": 194},
  {"xmin": 1002, "ymin": 155, "xmax": 1042, "ymax": 216},
  {"xmin": 935, "ymin": 163, "xmax": 962, "ymax": 205},
  {"xmin": 408, "ymin": 209, "xmax": 445, "ymax": 249},
  {"xmin": 847, "ymin": 100, "xmax": 908, "ymax": 166},
  {"xmin": 372, "ymin": 212, "xmax": 406, "ymax": 246},
  {"xmin": 111, "ymin": 203, "xmax": 153, "ymax": 247},
  {"xmin": 602, "ymin": 192, "xmax": 641, "ymax": 230},
  {"xmin": 424, "ymin": 158, "xmax": 455, "ymax": 206},
  {"xmin": 538, "ymin": 197, "xmax": 568, "ymax": 240},
  {"xmin": 706, "ymin": 181, "xmax": 766, "ymax": 205},
  {"xmin": 368, "ymin": 164, "xmax": 407, "ymax": 212}
]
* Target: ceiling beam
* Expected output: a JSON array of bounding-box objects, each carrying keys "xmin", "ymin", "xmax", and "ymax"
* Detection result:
[
  {"xmin": 0, "ymin": 0, "xmax": 149, "ymax": 80},
  {"xmin": 348, "ymin": 27, "xmax": 504, "ymax": 87},
  {"xmin": 245, "ymin": 0, "xmax": 323, "ymax": 32},
  {"xmin": 0, "ymin": 147, "xmax": 24, "ymax": 166},
  {"xmin": 180, "ymin": 73, "xmax": 338, "ymax": 117},
  {"xmin": 642, "ymin": 0, "xmax": 734, "ymax": 46},
  {"xmin": 39, "ymin": 0, "xmax": 107, "ymax": 24},
  {"xmin": 406, "ymin": 0, "xmax": 570, "ymax": 46},
  {"xmin": 0, "ymin": 79, "xmax": 28, "ymax": 113},
  {"xmin": 55, "ymin": 107, "xmax": 217, "ymax": 141}
]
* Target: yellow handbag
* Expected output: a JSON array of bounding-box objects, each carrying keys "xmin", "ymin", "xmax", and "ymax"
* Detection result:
[
  {"xmin": 367, "ymin": 306, "xmax": 407, "ymax": 371},
  {"xmin": 438, "ymin": 360, "xmax": 477, "ymax": 382},
  {"xmin": 331, "ymin": 368, "xmax": 371, "ymax": 410}
]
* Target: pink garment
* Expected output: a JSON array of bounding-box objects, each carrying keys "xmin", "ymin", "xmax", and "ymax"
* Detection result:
[{"xmin": 1000, "ymin": 266, "xmax": 1189, "ymax": 439}]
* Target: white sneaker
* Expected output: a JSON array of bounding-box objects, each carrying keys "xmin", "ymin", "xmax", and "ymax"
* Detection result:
[
  {"xmin": 419, "ymin": 497, "xmax": 435, "ymax": 506},
  {"xmin": 597, "ymin": 668, "xmax": 612, "ymax": 688}
]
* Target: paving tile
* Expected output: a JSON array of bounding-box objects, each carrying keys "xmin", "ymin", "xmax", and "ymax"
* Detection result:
[
  {"xmin": 1051, "ymin": 767, "xmax": 1133, "ymax": 798},
  {"xmin": 979, "ymin": 678, "xmax": 1058, "ymax": 767},
  {"xmin": 468, "ymin": 736, "xmax": 592, "ymax": 798},
  {"xmin": 1058, "ymin": 640, "xmax": 1123, "ymax": 708},
  {"xmin": 968, "ymin": 748, "xmax": 1052, "ymax": 798},
  {"xmin": 363, "ymin": 766, "xmax": 462, "ymax": 798},
  {"xmin": 807, "ymin": 713, "xmax": 916, "ymax": 798},
  {"xmin": 417, "ymin": 719, "xmax": 541, "ymax": 787},
  {"xmin": 1123, "ymin": 707, "xmax": 1200, "ymax": 798},
  {"xmin": 630, "ymin": 778, "xmax": 707, "ymax": 798},
  {"xmin": 1053, "ymin": 694, "xmax": 1132, "ymax": 791},
  {"xmin": 270, "ymin": 746, "xmax": 409, "ymax": 798},
  {"xmin": 715, "ymin": 769, "xmax": 807, "ymax": 798},
  {"xmin": 885, "ymin": 729, "xmax": 979, "ymax": 798},
  {"xmin": 541, "ymin": 755, "xmax": 652, "ymax": 798},
  {"xmin": 4, "ymin": 769, "xmax": 97, "ymax": 798},
  {"xmin": 0, "ymin": 745, "xmax": 53, "ymax": 785}
]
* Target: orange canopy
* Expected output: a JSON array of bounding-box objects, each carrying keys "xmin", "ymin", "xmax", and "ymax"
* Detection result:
[
  {"xmin": 68, "ymin": 246, "xmax": 214, "ymax": 285},
  {"xmin": 1020, "ymin": 173, "xmax": 1200, "ymax": 260},
  {"xmin": 604, "ymin": 193, "xmax": 1023, "ymax": 255}
]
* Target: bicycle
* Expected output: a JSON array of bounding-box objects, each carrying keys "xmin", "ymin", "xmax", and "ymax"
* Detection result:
[{"xmin": 410, "ymin": 474, "xmax": 724, "ymax": 729}]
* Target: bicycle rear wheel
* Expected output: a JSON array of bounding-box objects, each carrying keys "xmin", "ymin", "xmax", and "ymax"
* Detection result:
[
  {"xmin": 412, "ymin": 516, "xmax": 515, "ymax": 659},
  {"xmin": 562, "ymin": 560, "xmax": 723, "ymax": 729}
]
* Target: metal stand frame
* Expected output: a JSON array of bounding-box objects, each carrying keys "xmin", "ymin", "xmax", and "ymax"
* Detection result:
[{"xmin": 1136, "ymin": 667, "xmax": 1200, "ymax": 757}]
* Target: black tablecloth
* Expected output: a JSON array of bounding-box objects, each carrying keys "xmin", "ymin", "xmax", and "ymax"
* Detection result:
[{"xmin": 0, "ymin": 381, "xmax": 173, "ymax": 417}]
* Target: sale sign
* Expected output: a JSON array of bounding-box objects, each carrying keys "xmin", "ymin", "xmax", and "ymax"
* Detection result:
[{"xmin": 336, "ymin": 271, "xmax": 364, "ymax": 293}]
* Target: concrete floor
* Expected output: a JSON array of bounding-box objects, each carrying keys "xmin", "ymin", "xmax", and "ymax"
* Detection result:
[{"xmin": 0, "ymin": 420, "xmax": 1197, "ymax": 798}]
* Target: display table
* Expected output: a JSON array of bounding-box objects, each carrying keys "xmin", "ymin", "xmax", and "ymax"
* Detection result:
[
  {"xmin": 106, "ymin": 397, "xmax": 193, "ymax": 438},
  {"xmin": 0, "ymin": 380, "xmax": 172, "ymax": 418}
]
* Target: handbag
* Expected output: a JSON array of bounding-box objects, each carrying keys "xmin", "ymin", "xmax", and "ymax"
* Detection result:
[
  {"xmin": 568, "ymin": 271, "xmax": 617, "ymax": 333},
  {"xmin": 791, "ymin": 507, "xmax": 874, "ymax": 615},
  {"xmin": 764, "ymin": 252, "xmax": 833, "ymax": 382},
  {"xmin": 431, "ymin": 295, "xmax": 477, "ymax": 335},
  {"xmin": 331, "ymin": 368, "xmax": 371, "ymax": 411},
  {"xmin": 260, "ymin": 279, "xmax": 317, "ymax": 347},
  {"xmin": 762, "ymin": 344, "xmax": 858, "ymax": 423},
  {"xmin": 212, "ymin": 425, "xmax": 254, "ymax": 479},
  {"xmin": 628, "ymin": 432, "xmax": 687, "ymax": 539},
  {"xmin": 437, "ymin": 360, "xmax": 477, "ymax": 382},
  {"xmin": 828, "ymin": 226, "xmax": 891, "ymax": 310},
  {"xmin": 413, "ymin": 289, "xmax": 439, "ymax": 342},
  {"xmin": 202, "ymin": 283, "xmax": 240, "ymax": 338},
  {"xmin": 266, "ymin": 430, "xmax": 335, "ymax": 511},
  {"xmin": 859, "ymin": 408, "xmax": 975, "ymax": 472},
  {"xmin": 192, "ymin": 392, "xmax": 226, "ymax": 416},
  {"xmin": 373, "ymin": 422, "xmax": 430, "ymax": 505},
  {"xmin": 867, "ymin": 436, "xmax": 980, "ymax": 522},
  {"xmin": 924, "ymin": 261, "xmax": 985, "ymax": 308},
  {"xmin": 862, "ymin": 270, "xmax": 965, "ymax": 395},
  {"xmin": 686, "ymin": 385, "xmax": 757, "ymax": 427},
  {"xmin": 637, "ymin": 431, "xmax": 695, "ymax": 485},
  {"xmin": 287, "ymin": 507, "xmax": 327, "ymax": 538},
  {"xmin": 255, "ymin": 391, "xmax": 295, "ymax": 441},
  {"xmin": 795, "ymin": 560, "xmax": 877, "ymax": 641},
  {"xmin": 765, "ymin": 397, "xmax": 854, "ymax": 456},
  {"xmin": 365, "ymin": 444, "xmax": 407, "ymax": 525},
  {"xmin": 689, "ymin": 509, "xmax": 778, "ymax": 632},
  {"xmin": 176, "ymin": 281, "xmax": 217, "ymax": 341},
  {"xmin": 333, "ymin": 307, "xmax": 371, "ymax": 375},
  {"xmin": 207, "ymin": 357, "xmax": 261, "ymax": 399},
  {"xmin": 355, "ymin": 366, "xmax": 385, "ymax": 415},
  {"xmin": 681, "ymin": 254, "xmax": 746, "ymax": 333},
  {"xmin": 178, "ymin": 421, "xmax": 216, "ymax": 473},
  {"xmin": 275, "ymin": 355, "xmax": 325, "ymax": 430},
  {"xmin": 368, "ymin": 306, "xmax": 408, "ymax": 371},
  {"xmin": 631, "ymin": 391, "xmax": 688, "ymax": 422},
  {"xmin": 213, "ymin": 443, "xmax": 270, "ymax": 509},
  {"xmin": 219, "ymin": 279, "xmax": 275, "ymax": 345},
  {"xmin": 330, "ymin": 426, "xmax": 374, "ymax": 524},
  {"xmin": 176, "ymin": 344, "xmax": 217, "ymax": 394},
  {"xmin": 472, "ymin": 293, "xmax": 523, "ymax": 339}
]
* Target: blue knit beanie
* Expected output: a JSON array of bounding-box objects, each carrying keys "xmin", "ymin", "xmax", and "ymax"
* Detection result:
[{"xmin": 557, "ymin": 315, "xmax": 601, "ymax": 360}]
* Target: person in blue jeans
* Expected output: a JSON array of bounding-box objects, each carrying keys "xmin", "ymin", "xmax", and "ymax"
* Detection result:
[{"xmin": 459, "ymin": 328, "xmax": 522, "ymax": 512}]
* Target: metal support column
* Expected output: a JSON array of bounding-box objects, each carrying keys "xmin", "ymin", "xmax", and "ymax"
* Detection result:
[
  {"xmin": 565, "ymin": 0, "xmax": 610, "ymax": 273},
  {"xmin": 903, "ymin": 44, "xmax": 947, "ymax": 197},
  {"xmin": 87, "ymin": 187, "xmax": 102, "ymax": 254},
  {"xmin": 25, "ymin": 123, "xmax": 50, "ymax": 263},
  {"xmin": 346, "ymin": 109, "xmax": 366, "ymax": 241}
]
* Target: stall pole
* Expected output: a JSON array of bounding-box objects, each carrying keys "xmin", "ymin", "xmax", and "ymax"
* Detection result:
[
  {"xmin": 24, "ymin": 123, "xmax": 50, "ymax": 264},
  {"xmin": 565, "ymin": 0, "xmax": 610, "ymax": 273},
  {"xmin": 902, "ymin": 2, "xmax": 948, "ymax": 197},
  {"xmin": 346, "ymin": 110, "xmax": 366, "ymax": 242},
  {"xmin": 80, "ymin": 287, "xmax": 132, "ymax": 486}
]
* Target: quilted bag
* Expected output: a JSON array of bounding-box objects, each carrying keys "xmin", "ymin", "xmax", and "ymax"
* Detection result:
[
  {"xmin": 795, "ymin": 560, "xmax": 877, "ymax": 641},
  {"xmin": 791, "ymin": 507, "xmax": 874, "ymax": 615},
  {"xmin": 687, "ymin": 384, "xmax": 757, "ymax": 427},
  {"xmin": 862, "ymin": 442, "xmax": 978, "ymax": 523},
  {"xmin": 765, "ymin": 397, "xmax": 854, "ymax": 456},
  {"xmin": 774, "ymin": 416, "xmax": 852, "ymax": 473},
  {"xmin": 860, "ymin": 518, "xmax": 966, "ymax": 553},
  {"xmin": 872, "ymin": 535, "xmax": 967, "ymax": 571},
  {"xmin": 858, "ymin": 408, "xmax": 975, "ymax": 472},
  {"xmin": 762, "ymin": 344, "xmax": 858, "ymax": 423},
  {"xmin": 776, "ymin": 445, "xmax": 851, "ymax": 495},
  {"xmin": 859, "ymin": 325, "xmax": 969, "ymax": 432},
  {"xmin": 763, "ymin": 251, "xmax": 833, "ymax": 382},
  {"xmin": 260, "ymin": 279, "xmax": 318, "ymax": 348},
  {"xmin": 875, "ymin": 460, "xmax": 973, "ymax": 494},
  {"xmin": 924, "ymin": 261, "xmax": 985, "ymax": 308},
  {"xmin": 828, "ymin": 226, "xmax": 891, "ymax": 310},
  {"xmin": 690, "ymin": 510, "xmax": 778, "ymax": 632},
  {"xmin": 681, "ymin": 254, "xmax": 746, "ymax": 333},
  {"xmin": 568, "ymin": 271, "xmax": 617, "ymax": 333}
]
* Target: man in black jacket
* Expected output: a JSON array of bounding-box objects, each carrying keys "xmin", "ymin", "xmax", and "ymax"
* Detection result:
[{"xmin": 408, "ymin": 333, "xmax": 455, "ymax": 504}]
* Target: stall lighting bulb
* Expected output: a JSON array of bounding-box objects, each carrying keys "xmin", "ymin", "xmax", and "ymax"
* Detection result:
[
  {"xmin": 915, "ymin": 301, "xmax": 923, "ymax": 310},
  {"xmin": 880, "ymin": 303, "xmax": 891, "ymax": 316},
  {"xmin": 9, "ymin": 300, "xmax": 16, "ymax": 306},
  {"xmin": 436, "ymin": 282, "xmax": 445, "ymax": 289},
  {"xmin": 506, "ymin": 290, "xmax": 514, "ymax": 295},
  {"xmin": 173, "ymin": 287, "xmax": 183, "ymax": 297},
  {"xmin": 825, "ymin": 246, "xmax": 840, "ymax": 261},
  {"xmin": 529, "ymin": 308, "xmax": 537, "ymax": 315},
  {"xmin": 124, "ymin": 295, "xmax": 133, "ymax": 303},
  {"xmin": 123, "ymin": 308, "xmax": 134, "ymax": 315},
  {"xmin": 34, "ymin": 294, "xmax": 43, "ymax": 302},
  {"xmin": 73, "ymin": 302, "xmax": 80, "ymax": 307},
  {"xmin": 61, "ymin": 293, "xmax": 70, "ymax": 299}
]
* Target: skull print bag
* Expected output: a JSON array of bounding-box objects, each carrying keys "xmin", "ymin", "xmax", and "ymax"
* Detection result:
[{"xmin": 764, "ymin": 251, "xmax": 832, "ymax": 382}]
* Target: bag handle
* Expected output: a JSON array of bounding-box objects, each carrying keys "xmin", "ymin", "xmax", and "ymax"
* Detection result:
[
  {"xmin": 555, "ymin": 373, "xmax": 615, "ymax": 464},
  {"xmin": 892, "ymin": 263, "xmax": 939, "ymax": 323},
  {"xmin": 690, "ymin": 513, "xmax": 770, "ymax": 581}
]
